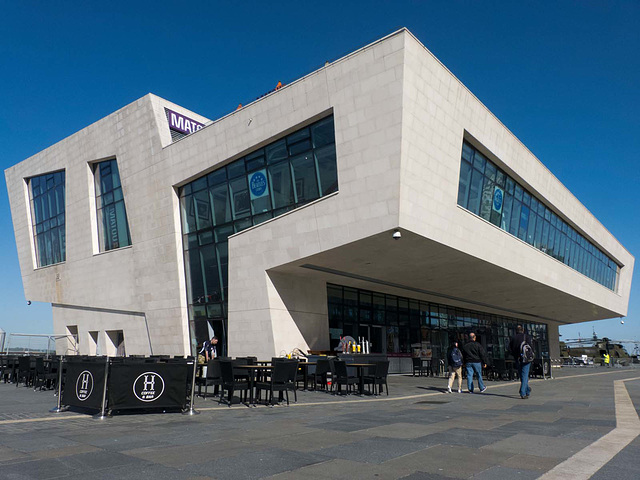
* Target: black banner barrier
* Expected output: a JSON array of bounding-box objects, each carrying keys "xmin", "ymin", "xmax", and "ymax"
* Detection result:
[
  {"xmin": 108, "ymin": 362, "xmax": 189, "ymax": 411},
  {"xmin": 61, "ymin": 361, "xmax": 107, "ymax": 410}
]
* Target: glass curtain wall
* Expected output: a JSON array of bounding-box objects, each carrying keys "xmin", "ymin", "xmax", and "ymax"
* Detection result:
[
  {"xmin": 328, "ymin": 284, "xmax": 549, "ymax": 363},
  {"xmin": 28, "ymin": 171, "xmax": 66, "ymax": 267},
  {"xmin": 179, "ymin": 116, "xmax": 337, "ymax": 354},
  {"xmin": 94, "ymin": 159, "xmax": 132, "ymax": 251},
  {"xmin": 457, "ymin": 141, "xmax": 619, "ymax": 291}
]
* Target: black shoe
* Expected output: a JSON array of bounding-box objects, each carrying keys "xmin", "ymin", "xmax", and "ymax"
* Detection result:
[{"xmin": 521, "ymin": 395, "xmax": 529, "ymax": 399}]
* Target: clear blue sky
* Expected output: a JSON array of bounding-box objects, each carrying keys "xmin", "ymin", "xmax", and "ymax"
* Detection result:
[{"xmin": 1, "ymin": 1, "xmax": 638, "ymax": 352}]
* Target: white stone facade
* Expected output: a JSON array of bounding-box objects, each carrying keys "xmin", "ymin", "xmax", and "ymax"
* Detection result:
[{"xmin": 5, "ymin": 29, "xmax": 633, "ymax": 360}]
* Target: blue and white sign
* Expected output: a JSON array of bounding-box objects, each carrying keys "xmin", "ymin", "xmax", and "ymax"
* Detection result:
[
  {"xmin": 248, "ymin": 169, "xmax": 269, "ymax": 200},
  {"xmin": 492, "ymin": 186, "xmax": 504, "ymax": 214}
]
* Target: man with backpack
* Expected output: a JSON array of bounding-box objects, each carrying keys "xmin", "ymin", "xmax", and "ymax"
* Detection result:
[
  {"xmin": 509, "ymin": 325, "xmax": 534, "ymax": 399},
  {"xmin": 446, "ymin": 340, "xmax": 464, "ymax": 393}
]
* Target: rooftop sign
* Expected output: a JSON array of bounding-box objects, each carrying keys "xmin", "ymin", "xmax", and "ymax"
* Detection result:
[{"xmin": 165, "ymin": 108, "xmax": 204, "ymax": 135}]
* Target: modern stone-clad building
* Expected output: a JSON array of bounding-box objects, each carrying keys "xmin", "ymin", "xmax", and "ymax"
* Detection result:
[{"xmin": 5, "ymin": 29, "xmax": 634, "ymax": 366}]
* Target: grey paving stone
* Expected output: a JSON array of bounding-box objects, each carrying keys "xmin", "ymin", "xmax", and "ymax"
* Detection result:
[
  {"xmin": 182, "ymin": 447, "xmax": 326, "ymax": 480},
  {"xmin": 591, "ymin": 464, "xmax": 640, "ymax": 480},
  {"xmin": 0, "ymin": 457, "xmax": 82, "ymax": 479},
  {"xmin": 558, "ymin": 426, "xmax": 614, "ymax": 442},
  {"xmin": 499, "ymin": 453, "xmax": 561, "ymax": 472},
  {"xmin": 470, "ymin": 465, "xmax": 540, "ymax": 479},
  {"xmin": 398, "ymin": 473, "xmax": 454, "ymax": 480},
  {"xmin": 266, "ymin": 458, "xmax": 413, "ymax": 479},
  {"xmin": 0, "ymin": 445, "xmax": 31, "ymax": 462},
  {"xmin": 63, "ymin": 450, "xmax": 148, "ymax": 471},
  {"xmin": 384, "ymin": 444, "xmax": 514, "ymax": 478},
  {"xmin": 0, "ymin": 432, "xmax": 80, "ymax": 453},
  {"xmin": 416, "ymin": 428, "xmax": 511, "ymax": 448},
  {"xmin": 481, "ymin": 433, "xmax": 591, "ymax": 459},
  {"xmin": 318, "ymin": 436, "xmax": 435, "ymax": 464},
  {"xmin": 309, "ymin": 418, "xmax": 383, "ymax": 432},
  {"xmin": 61, "ymin": 461, "xmax": 212, "ymax": 480},
  {"xmin": 492, "ymin": 420, "xmax": 577, "ymax": 438},
  {"xmin": 358, "ymin": 422, "xmax": 450, "ymax": 439},
  {"xmin": 553, "ymin": 417, "xmax": 616, "ymax": 427},
  {"xmin": 251, "ymin": 430, "xmax": 366, "ymax": 452},
  {"xmin": 125, "ymin": 439, "xmax": 261, "ymax": 466}
]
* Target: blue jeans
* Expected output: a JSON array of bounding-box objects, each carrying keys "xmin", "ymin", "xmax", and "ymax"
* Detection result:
[
  {"xmin": 465, "ymin": 363, "xmax": 485, "ymax": 392},
  {"xmin": 517, "ymin": 361, "xmax": 531, "ymax": 397}
]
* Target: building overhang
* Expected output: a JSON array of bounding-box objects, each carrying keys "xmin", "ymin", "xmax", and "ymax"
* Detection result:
[{"xmin": 269, "ymin": 229, "xmax": 621, "ymax": 325}]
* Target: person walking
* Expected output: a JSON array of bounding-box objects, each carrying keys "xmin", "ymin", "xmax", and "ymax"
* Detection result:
[
  {"xmin": 447, "ymin": 340, "xmax": 464, "ymax": 393},
  {"xmin": 603, "ymin": 353, "xmax": 610, "ymax": 368},
  {"xmin": 463, "ymin": 333, "xmax": 488, "ymax": 393},
  {"xmin": 509, "ymin": 325, "xmax": 533, "ymax": 399}
]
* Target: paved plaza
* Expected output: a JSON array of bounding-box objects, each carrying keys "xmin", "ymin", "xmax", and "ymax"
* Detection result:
[{"xmin": 0, "ymin": 367, "xmax": 639, "ymax": 479}]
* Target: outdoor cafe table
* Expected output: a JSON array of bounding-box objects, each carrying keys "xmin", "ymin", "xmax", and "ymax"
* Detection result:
[
  {"xmin": 254, "ymin": 360, "xmax": 317, "ymax": 390},
  {"xmin": 347, "ymin": 363, "xmax": 376, "ymax": 395},
  {"xmin": 234, "ymin": 364, "xmax": 274, "ymax": 405}
]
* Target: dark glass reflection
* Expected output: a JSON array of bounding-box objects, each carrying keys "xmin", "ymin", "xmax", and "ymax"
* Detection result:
[
  {"xmin": 180, "ymin": 116, "xmax": 338, "ymax": 354},
  {"xmin": 29, "ymin": 171, "xmax": 66, "ymax": 267},
  {"xmin": 457, "ymin": 142, "xmax": 618, "ymax": 291},
  {"xmin": 94, "ymin": 159, "xmax": 131, "ymax": 251},
  {"xmin": 327, "ymin": 284, "xmax": 549, "ymax": 363}
]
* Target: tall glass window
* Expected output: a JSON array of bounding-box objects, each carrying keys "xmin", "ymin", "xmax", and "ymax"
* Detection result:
[
  {"xmin": 179, "ymin": 115, "xmax": 338, "ymax": 354},
  {"xmin": 457, "ymin": 141, "xmax": 619, "ymax": 291},
  {"xmin": 94, "ymin": 159, "xmax": 131, "ymax": 251},
  {"xmin": 28, "ymin": 171, "xmax": 66, "ymax": 267},
  {"xmin": 327, "ymin": 284, "xmax": 549, "ymax": 362}
]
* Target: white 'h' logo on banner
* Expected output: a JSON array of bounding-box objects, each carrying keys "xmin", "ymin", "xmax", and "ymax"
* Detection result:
[{"xmin": 142, "ymin": 374, "xmax": 155, "ymax": 391}]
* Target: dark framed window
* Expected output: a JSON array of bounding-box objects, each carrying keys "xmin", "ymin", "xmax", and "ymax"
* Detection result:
[
  {"xmin": 180, "ymin": 115, "xmax": 338, "ymax": 355},
  {"xmin": 327, "ymin": 283, "xmax": 549, "ymax": 361},
  {"xmin": 94, "ymin": 159, "xmax": 131, "ymax": 251},
  {"xmin": 29, "ymin": 171, "xmax": 66, "ymax": 267},
  {"xmin": 457, "ymin": 141, "xmax": 619, "ymax": 291}
]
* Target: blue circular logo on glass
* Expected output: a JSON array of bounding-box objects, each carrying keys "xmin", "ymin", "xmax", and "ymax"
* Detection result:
[
  {"xmin": 250, "ymin": 172, "xmax": 267, "ymax": 197},
  {"xmin": 493, "ymin": 188, "xmax": 503, "ymax": 211}
]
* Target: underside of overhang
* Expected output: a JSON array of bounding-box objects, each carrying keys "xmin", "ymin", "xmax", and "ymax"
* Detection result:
[{"xmin": 269, "ymin": 229, "xmax": 620, "ymax": 324}]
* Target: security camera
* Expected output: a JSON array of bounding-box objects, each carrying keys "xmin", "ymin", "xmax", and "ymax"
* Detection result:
[
  {"xmin": 392, "ymin": 230, "xmax": 401, "ymax": 240},
  {"xmin": 27, "ymin": 300, "xmax": 31, "ymax": 306},
  {"xmin": 621, "ymin": 320, "xmax": 625, "ymax": 325}
]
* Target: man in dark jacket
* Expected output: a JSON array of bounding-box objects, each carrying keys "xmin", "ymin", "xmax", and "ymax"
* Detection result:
[
  {"xmin": 509, "ymin": 325, "xmax": 533, "ymax": 399},
  {"xmin": 463, "ymin": 333, "xmax": 489, "ymax": 393}
]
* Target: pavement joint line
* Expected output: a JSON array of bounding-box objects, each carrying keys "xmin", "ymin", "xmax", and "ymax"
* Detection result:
[
  {"xmin": 537, "ymin": 376, "xmax": 640, "ymax": 480},
  {"xmin": 0, "ymin": 369, "xmax": 636, "ymax": 422}
]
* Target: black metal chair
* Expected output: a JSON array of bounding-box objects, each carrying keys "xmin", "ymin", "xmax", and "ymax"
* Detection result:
[
  {"xmin": 16, "ymin": 357, "xmax": 32, "ymax": 387},
  {"xmin": 255, "ymin": 360, "xmax": 298, "ymax": 405},
  {"xmin": 530, "ymin": 359, "xmax": 544, "ymax": 378},
  {"xmin": 218, "ymin": 360, "xmax": 250, "ymax": 406},
  {"xmin": 312, "ymin": 358, "xmax": 330, "ymax": 391},
  {"xmin": 486, "ymin": 359, "xmax": 505, "ymax": 381},
  {"xmin": 0, "ymin": 356, "xmax": 9, "ymax": 383},
  {"xmin": 412, "ymin": 357, "xmax": 429, "ymax": 377},
  {"xmin": 33, "ymin": 357, "xmax": 56, "ymax": 390},
  {"xmin": 200, "ymin": 360, "xmax": 222, "ymax": 398},
  {"xmin": 332, "ymin": 360, "xmax": 357, "ymax": 395},
  {"xmin": 364, "ymin": 360, "xmax": 390, "ymax": 395}
]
